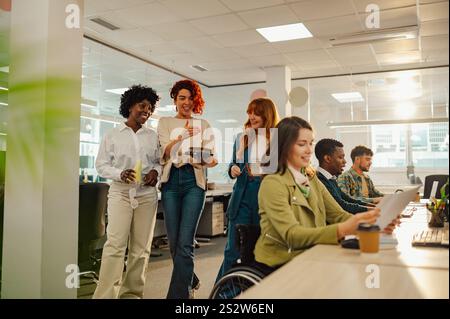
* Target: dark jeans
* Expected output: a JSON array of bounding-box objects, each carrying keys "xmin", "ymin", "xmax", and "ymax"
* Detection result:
[
  {"xmin": 161, "ymin": 165, "xmax": 206, "ymax": 299},
  {"xmin": 215, "ymin": 177, "xmax": 261, "ymax": 282}
]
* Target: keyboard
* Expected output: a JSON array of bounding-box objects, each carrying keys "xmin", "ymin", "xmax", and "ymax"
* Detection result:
[
  {"xmin": 401, "ymin": 206, "xmax": 417, "ymax": 218},
  {"xmin": 412, "ymin": 228, "xmax": 449, "ymax": 248}
]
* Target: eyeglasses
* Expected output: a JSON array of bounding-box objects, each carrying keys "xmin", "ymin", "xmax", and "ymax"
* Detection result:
[{"xmin": 129, "ymin": 188, "xmax": 139, "ymax": 209}]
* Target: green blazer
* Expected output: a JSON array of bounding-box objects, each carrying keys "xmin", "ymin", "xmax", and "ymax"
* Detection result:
[{"xmin": 254, "ymin": 169, "xmax": 353, "ymax": 268}]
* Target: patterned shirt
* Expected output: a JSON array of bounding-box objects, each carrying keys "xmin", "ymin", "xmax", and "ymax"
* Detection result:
[{"xmin": 337, "ymin": 167, "xmax": 384, "ymax": 203}]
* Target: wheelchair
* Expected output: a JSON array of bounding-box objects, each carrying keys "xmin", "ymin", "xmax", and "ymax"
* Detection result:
[{"xmin": 209, "ymin": 224, "xmax": 269, "ymax": 299}]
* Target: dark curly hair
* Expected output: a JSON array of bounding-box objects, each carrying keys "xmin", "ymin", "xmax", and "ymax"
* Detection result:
[
  {"xmin": 315, "ymin": 138, "xmax": 344, "ymax": 165},
  {"xmin": 170, "ymin": 79, "xmax": 205, "ymax": 114},
  {"xmin": 119, "ymin": 85, "xmax": 160, "ymax": 118}
]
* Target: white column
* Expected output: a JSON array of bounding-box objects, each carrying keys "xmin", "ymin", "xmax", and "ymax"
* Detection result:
[
  {"xmin": 2, "ymin": 0, "xmax": 83, "ymax": 298},
  {"xmin": 265, "ymin": 66, "xmax": 291, "ymax": 119}
]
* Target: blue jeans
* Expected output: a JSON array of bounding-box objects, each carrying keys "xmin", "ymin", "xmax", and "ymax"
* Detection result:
[
  {"xmin": 161, "ymin": 165, "xmax": 206, "ymax": 299},
  {"xmin": 215, "ymin": 177, "xmax": 261, "ymax": 283}
]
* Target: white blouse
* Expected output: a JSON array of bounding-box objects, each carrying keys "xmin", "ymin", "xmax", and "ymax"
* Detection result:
[
  {"xmin": 96, "ymin": 123, "xmax": 161, "ymax": 193},
  {"xmin": 157, "ymin": 117, "xmax": 216, "ymax": 190}
]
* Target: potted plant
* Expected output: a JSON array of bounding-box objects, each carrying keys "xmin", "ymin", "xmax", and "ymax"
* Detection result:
[{"xmin": 427, "ymin": 179, "xmax": 449, "ymax": 228}]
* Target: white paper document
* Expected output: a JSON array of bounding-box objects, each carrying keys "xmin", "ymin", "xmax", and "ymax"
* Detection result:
[
  {"xmin": 430, "ymin": 181, "xmax": 439, "ymax": 199},
  {"xmin": 375, "ymin": 185, "xmax": 421, "ymax": 229}
]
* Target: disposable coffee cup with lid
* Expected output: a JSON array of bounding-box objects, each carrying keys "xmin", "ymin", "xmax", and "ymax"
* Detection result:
[{"xmin": 357, "ymin": 223, "xmax": 380, "ymax": 253}]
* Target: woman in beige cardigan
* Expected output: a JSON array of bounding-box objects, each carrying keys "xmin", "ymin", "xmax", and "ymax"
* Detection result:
[
  {"xmin": 255, "ymin": 117, "xmax": 397, "ymax": 271},
  {"xmin": 157, "ymin": 79, "xmax": 217, "ymax": 299}
]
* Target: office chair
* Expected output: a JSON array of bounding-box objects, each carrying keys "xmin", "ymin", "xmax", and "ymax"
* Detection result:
[
  {"xmin": 209, "ymin": 224, "xmax": 267, "ymax": 299},
  {"xmin": 423, "ymin": 175, "xmax": 449, "ymax": 199},
  {"xmin": 78, "ymin": 182, "xmax": 109, "ymax": 284}
]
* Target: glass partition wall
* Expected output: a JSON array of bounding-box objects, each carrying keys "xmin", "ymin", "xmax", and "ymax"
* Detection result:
[{"xmin": 82, "ymin": 37, "xmax": 448, "ymax": 186}]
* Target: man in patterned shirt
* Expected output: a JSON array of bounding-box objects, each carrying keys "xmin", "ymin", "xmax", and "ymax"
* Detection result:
[{"xmin": 337, "ymin": 145, "xmax": 383, "ymax": 204}]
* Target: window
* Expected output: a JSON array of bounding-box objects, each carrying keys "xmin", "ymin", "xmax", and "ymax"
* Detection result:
[
  {"xmin": 371, "ymin": 123, "xmax": 449, "ymax": 168},
  {"xmin": 79, "ymin": 118, "xmax": 119, "ymax": 179}
]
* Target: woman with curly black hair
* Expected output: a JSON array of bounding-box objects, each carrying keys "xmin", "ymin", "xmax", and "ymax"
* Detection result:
[
  {"xmin": 157, "ymin": 79, "xmax": 217, "ymax": 299},
  {"xmin": 93, "ymin": 85, "xmax": 161, "ymax": 299}
]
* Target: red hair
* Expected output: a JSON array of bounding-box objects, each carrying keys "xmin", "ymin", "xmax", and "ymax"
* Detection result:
[{"xmin": 170, "ymin": 79, "xmax": 205, "ymax": 114}]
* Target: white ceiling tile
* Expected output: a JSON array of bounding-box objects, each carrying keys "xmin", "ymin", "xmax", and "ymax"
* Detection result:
[
  {"xmin": 248, "ymin": 54, "xmax": 294, "ymax": 67},
  {"xmin": 371, "ymin": 39, "xmax": 419, "ymax": 53},
  {"xmin": 200, "ymin": 68, "xmax": 266, "ymax": 85},
  {"xmin": 376, "ymin": 51, "xmax": 422, "ymax": 65},
  {"xmin": 421, "ymin": 34, "xmax": 449, "ymax": 51},
  {"xmin": 366, "ymin": 6, "xmax": 418, "ymax": 29},
  {"xmin": 173, "ymin": 36, "xmax": 224, "ymax": 51},
  {"xmin": 352, "ymin": 0, "xmax": 416, "ymax": 12},
  {"xmin": 237, "ymin": 5, "xmax": 299, "ymax": 28},
  {"xmin": 104, "ymin": 28, "xmax": 165, "ymax": 47},
  {"xmin": 134, "ymin": 43, "xmax": 189, "ymax": 57},
  {"xmin": 220, "ymin": 0, "xmax": 284, "ymax": 11},
  {"xmin": 298, "ymin": 60, "xmax": 340, "ymax": 70},
  {"xmin": 85, "ymin": 0, "xmax": 112, "ymax": 17},
  {"xmin": 231, "ymin": 43, "xmax": 279, "ymax": 58},
  {"xmin": 200, "ymin": 59, "xmax": 256, "ymax": 71},
  {"xmin": 84, "ymin": 0, "xmax": 156, "ymax": 17},
  {"xmin": 102, "ymin": 0, "xmax": 155, "ymax": 11},
  {"xmin": 328, "ymin": 45, "xmax": 378, "ymax": 66},
  {"xmin": 152, "ymin": 52, "xmax": 204, "ymax": 66},
  {"xmin": 285, "ymin": 49, "xmax": 333, "ymax": 63},
  {"xmin": 271, "ymin": 38, "xmax": 326, "ymax": 53},
  {"xmin": 160, "ymin": 0, "xmax": 230, "ymax": 20},
  {"xmin": 419, "ymin": 1, "xmax": 449, "ymax": 22},
  {"xmin": 145, "ymin": 22, "xmax": 204, "ymax": 41},
  {"xmin": 113, "ymin": 2, "xmax": 181, "ymax": 27},
  {"xmin": 420, "ymin": 20, "xmax": 449, "ymax": 37},
  {"xmin": 304, "ymin": 15, "xmax": 364, "ymax": 38},
  {"xmin": 212, "ymin": 30, "xmax": 266, "ymax": 47},
  {"xmin": 188, "ymin": 14, "xmax": 249, "ymax": 35},
  {"xmin": 422, "ymin": 49, "xmax": 450, "ymax": 62},
  {"xmin": 194, "ymin": 48, "xmax": 242, "ymax": 62},
  {"xmin": 289, "ymin": 0, "xmax": 356, "ymax": 21}
]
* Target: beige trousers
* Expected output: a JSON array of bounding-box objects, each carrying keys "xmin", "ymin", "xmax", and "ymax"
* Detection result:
[{"xmin": 93, "ymin": 183, "xmax": 158, "ymax": 299}]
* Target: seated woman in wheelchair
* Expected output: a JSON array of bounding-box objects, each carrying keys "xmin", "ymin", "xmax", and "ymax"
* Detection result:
[{"xmin": 254, "ymin": 116, "xmax": 396, "ymax": 272}]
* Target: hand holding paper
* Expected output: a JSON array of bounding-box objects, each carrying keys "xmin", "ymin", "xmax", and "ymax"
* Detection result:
[{"xmin": 375, "ymin": 186, "xmax": 420, "ymax": 230}]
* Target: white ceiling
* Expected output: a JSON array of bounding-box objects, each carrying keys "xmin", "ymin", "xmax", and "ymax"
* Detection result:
[
  {"xmin": 84, "ymin": 0, "xmax": 449, "ymax": 86},
  {"xmin": 81, "ymin": 36, "xmax": 448, "ymax": 126}
]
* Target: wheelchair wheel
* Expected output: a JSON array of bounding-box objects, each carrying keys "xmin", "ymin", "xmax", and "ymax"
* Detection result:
[{"xmin": 209, "ymin": 266, "xmax": 264, "ymax": 299}]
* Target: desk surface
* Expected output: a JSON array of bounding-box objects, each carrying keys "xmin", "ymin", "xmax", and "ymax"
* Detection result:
[{"xmin": 240, "ymin": 202, "xmax": 449, "ymax": 299}]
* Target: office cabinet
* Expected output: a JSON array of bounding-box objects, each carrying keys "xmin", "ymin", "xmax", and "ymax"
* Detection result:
[{"xmin": 197, "ymin": 201, "xmax": 224, "ymax": 237}]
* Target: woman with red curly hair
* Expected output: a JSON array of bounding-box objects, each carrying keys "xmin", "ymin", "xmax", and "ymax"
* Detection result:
[{"xmin": 157, "ymin": 79, "xmax": 217, "ymax": 299}]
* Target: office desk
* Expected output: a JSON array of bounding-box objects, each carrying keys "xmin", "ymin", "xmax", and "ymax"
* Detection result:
[{"xmin": 240, "ymin": 202, "xmax": 449, "ymax": 299}]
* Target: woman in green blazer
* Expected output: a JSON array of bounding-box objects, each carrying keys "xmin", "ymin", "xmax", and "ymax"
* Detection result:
[{"xmin": 254, "ymin": 117, "xmax": 384, "ymax": 270}]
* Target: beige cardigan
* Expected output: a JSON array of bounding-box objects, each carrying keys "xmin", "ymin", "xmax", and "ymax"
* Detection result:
[{"xmin": 157, "ymin": 116, "xmax": 216, "ymax": 190}]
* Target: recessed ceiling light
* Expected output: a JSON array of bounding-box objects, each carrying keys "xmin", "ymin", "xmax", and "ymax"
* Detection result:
[
  {"xmin": 105, "ymin": 88, "xmax": 128, "ymax": 95},
  {"xmin": 331, "ymin": 92, "xmax": 364, "ymax": 103},
  {"xmin": 217, "ymin": 119, "xmax": 238, "ymax": 123},
  {"xmin": 256, "ymin": 23, "xmax": 313, "ymax": 43}
]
